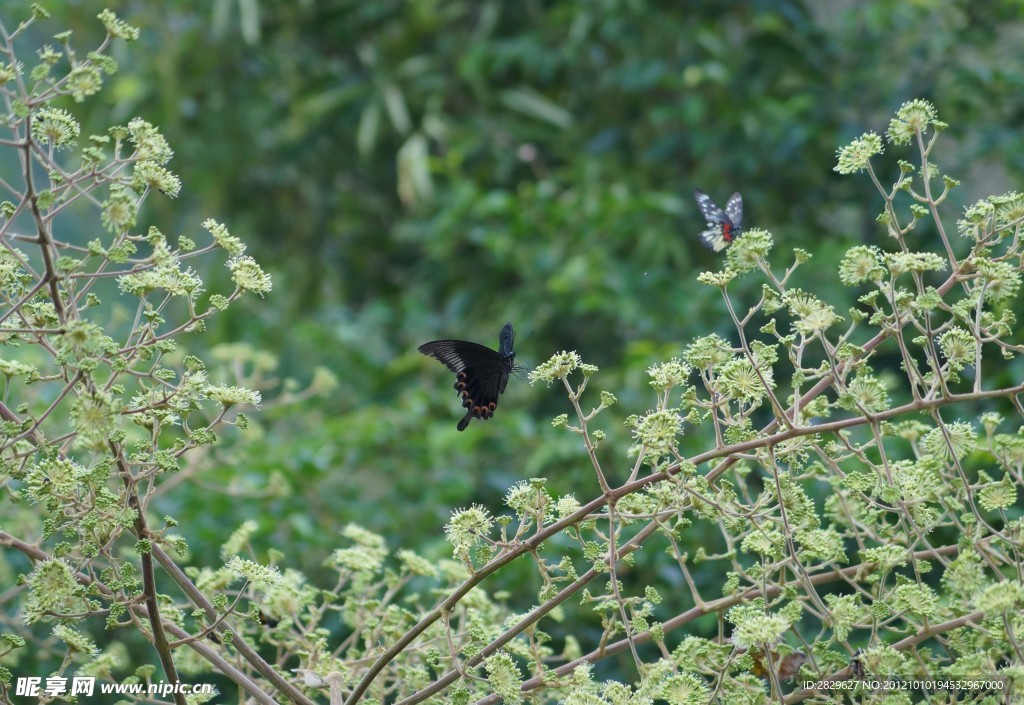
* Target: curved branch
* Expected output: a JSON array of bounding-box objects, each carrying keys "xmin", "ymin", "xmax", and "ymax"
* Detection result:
[
  {"xmin": 21, "ymin": 117, "xmax": 65, "ymax": 323},
  {"xmin": 149, "ymin": 545, "xmax": 317, "ymax": 705}
]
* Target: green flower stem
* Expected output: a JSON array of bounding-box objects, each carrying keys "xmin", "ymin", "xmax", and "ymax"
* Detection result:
[
  {"xmin": 560, "ymin": 372, "xmax": 612, "ymax": 494},
  {"xmin": 915, "ymin": 127, "xmax": 958, "ymax": 268},
  {"xmin": 607, "ymin": 504, "xmax": 642, "ymax": 671},
  {"xmin": 721, "ymin": 284, "xmax": 794, "ymax": 431},
  {"xmin": 3, "ymin": 370, "xmax": 84, "ymax": 452}
]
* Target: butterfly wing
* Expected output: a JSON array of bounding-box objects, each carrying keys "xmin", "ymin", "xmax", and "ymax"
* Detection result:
[
  {"xmin": 698, "ymin": 226, "xmax": 731, "ymax": 252},
  {"xmin": 693, "ymin": 189, "xmax": 728, "ymax": 225},
  {"xmin": 419, "ymin": 339, "xmax": 513, "ymax": 431},
  {"xmin": 724, "ymin": 192, "xmax": 743, "ymax": 230},
  {"xmin": 418, "ymin": 339, "xmax": 483, "ymax": 375},
  {"xmin": 454, "ymin": 354, "xmax": 512, "ymax": 431}
]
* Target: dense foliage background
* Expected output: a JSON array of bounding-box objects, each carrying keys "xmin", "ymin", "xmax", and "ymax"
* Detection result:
[{"xmin": 4, "ymin": 0, "xmax": 1024, "ymax": 698}]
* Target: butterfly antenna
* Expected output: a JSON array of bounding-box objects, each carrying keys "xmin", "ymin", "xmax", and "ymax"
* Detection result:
[{"xmin": 513, "ymin": 362, "xmax": 531, "ymax": 382}]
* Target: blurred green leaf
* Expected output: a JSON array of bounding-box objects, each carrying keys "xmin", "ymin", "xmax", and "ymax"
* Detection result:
[{"xmin": 499, "ymin": 86, "xmax": 573, "ymax": 129}]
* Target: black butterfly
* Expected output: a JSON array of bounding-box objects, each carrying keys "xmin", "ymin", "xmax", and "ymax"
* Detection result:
[
  {"xmin": 419, "ymin": 322, "xmax": 520, "ymax": 431},
  {"xmin": 693, "ymin": 189, "xmax": 743, "ymax": 252}
]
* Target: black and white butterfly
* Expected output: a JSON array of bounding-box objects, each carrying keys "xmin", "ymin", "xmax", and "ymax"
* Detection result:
[
  {"xmin": 419, "ymin": 322, "xmax": 521, "ymax": 431},
  {"xmin": 693, "ymin": 189, "xmax": 743, "ymax": 252}
]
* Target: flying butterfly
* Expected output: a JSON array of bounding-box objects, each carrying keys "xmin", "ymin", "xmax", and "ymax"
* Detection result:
[
  {"xmin": 419, "ymin": 322, "xmax": 521, "ymax": 431},
  {"xmin": 693, "ymin": 188, "xmax": 743, "ymax": 252}
]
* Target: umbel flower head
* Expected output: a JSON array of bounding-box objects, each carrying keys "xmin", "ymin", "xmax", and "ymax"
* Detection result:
[
  {"xmin": 783, "ymin": 289, "xmax": 842, "ymax": 334},
  {"xmin": 887, "ymin": 99, "xmax": 944, "ymax": 145},
  {"xmin": 24, "ymin": 559, "xmax": 85, "ymax": 624},
  {"xmin": 32, "ymin": 107, "xmax": 80, "ymax": 148},
  {"xmin": 656, "ymin": 673, "xmax": 710, "ymax": 705},
  {"xmin": 132, "ymin": 161, "xmax": 181, "ymax": 197},
  {"xmin": 731, "ymin": 612, "xmax": 791, "ymax": 649},
  {"xmin": 71, "ymin": 389, "xmax": 120, "ymax": 450},
  {"xmin": 227, "ymin": 255, "xmax": 273, "ymax": 296},
  {"xmin": 445, "ymin": 504, "xmax": 493, "ymax": 554},
  {"xmin": 225, "ymin": 556, "xmax": 283, "ymax": 588},
  {"xmin": 834, "ymin": 132, "xmax": 883, "ymax": 174},
  {"xmin": 629, "ymin": 409, "xmax": 683, "ymax": 454},
  {"xmin": 126, "ymin": 118, "xmax": 173, "ymax": 164},
  {"xmin": 484, "ymin": 652, "xmax": 524, "ymax": 705},
  {"xmin": 839, "ymin": 246, "xmax": 885, "ymax": 285},
  {"xmin": 204, "ymin": 218, "xmax": 246, "ymax": 256},
  {"xmin": 647, "ymin": 358, "xmax": 691, "ymax": 392},
  {"xmin": 98, "ymin": 9, "xmax": 140, "ymax": 40},
  {"xmin": 529, "ymin": 351, "xmax": 583, "ymax": 384},
  {"xmin": 204, "ymin": 384, "xmax": 261, "ymax": 408},
  {"xmin": 53, "ymin": 624, "xmax": 99, "ymax": 656},
  {"xmin": 66, "ymin": 64, "xmax": 103, "ymax": 102}
]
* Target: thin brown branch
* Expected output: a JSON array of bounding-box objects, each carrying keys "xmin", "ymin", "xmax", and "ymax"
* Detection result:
[
  {"xmin": 149, "ymin": 544, "xmax": 317, "ymax": 705},
  {"xmin": 109, "ymin": 440, "xmax": 185, "ymax": 705},
  {"xmin": 21, "ymin": 117, "xmax": 65, "ymax": 323}
]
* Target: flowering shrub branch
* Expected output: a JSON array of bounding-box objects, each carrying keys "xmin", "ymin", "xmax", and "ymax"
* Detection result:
[{"xmin": 0, "ymin": 8, "xmax": 305, "ymax": 705}]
